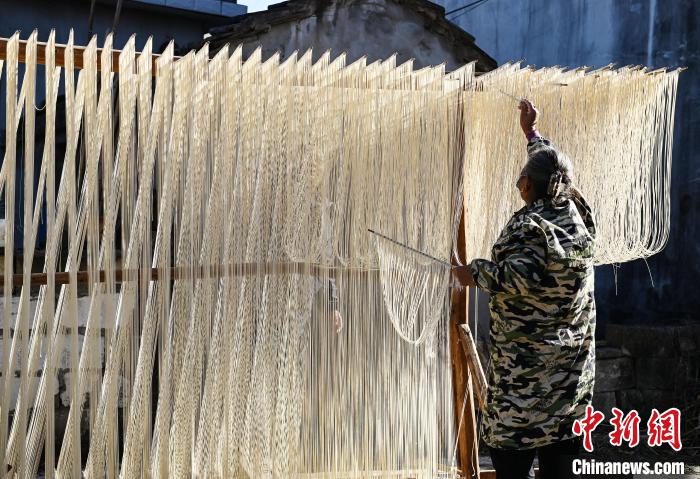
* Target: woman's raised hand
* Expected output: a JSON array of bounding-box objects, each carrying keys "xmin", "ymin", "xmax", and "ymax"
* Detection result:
[{"xmin": 518, "ymin": 98, "xmax": 539, "ymax": 135}]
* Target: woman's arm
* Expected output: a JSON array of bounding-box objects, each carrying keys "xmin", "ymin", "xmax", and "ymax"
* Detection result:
[
  {"xmin": 451, "ymin": 99, "xmax": 548, "ymax": 294},
  {"xmin": 519, "ymin": 98, "xmax": 539, "ymax": 139},
  {"xmin": 468, "ymin": 222, "xmax": 548, "ymax": 296}
]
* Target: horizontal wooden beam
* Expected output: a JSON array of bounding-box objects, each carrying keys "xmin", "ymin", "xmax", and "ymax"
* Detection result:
[
  {"xmin": 0, "ymin": 263, "xmax": 372, "ymax": 287},
  {"xmin": 0, "ymin": 325, "xmax": 106, "ymax": 340},
  {"xmin": 0, "ymin": 36, "xmax": 181, "ymax": 74}
]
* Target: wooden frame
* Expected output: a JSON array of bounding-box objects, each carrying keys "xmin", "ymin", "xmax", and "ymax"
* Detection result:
[
  {"xmin": 0, "ymin": 33, "xmax": 495, "ymax": 479},
  {"xmin": 0, "ymin": 35, "xmax": 178, "ymax": 74}
]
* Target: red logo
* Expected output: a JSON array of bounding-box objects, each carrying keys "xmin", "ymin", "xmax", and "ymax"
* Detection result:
[
  {"xmin": 573, "ymin": 405, "xmax": 606, "ymax": 452},
  {"xmin": 647, "ymin": 408, "xmax": 682, "ymax": 451},
  {"xmin": 609, "ymin": 408, "xmax": 641, "ymax": 447},
  {"xmin": 572, "ymin": 406, "xmax": 682, "ymax": 452}
]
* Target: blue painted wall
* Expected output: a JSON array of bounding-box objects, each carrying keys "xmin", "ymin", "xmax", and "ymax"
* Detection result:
[
  {"xmin": 437, "ymin": 0, "xmax": 700, "ymax": 327},
  {"xmin": 0, "ymin": 0, "xmax": 246, "ymax": 49}
]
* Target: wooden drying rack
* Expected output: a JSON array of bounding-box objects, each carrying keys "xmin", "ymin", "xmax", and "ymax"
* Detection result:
[
  {"xmin": 0, "ymin": 36, "xmax": 180, "ymax": 74},
  {"xmin": 0, "ymin": 33, "xmax": 493, "ymax": 478},
  {"xmin": 0, "ymin": 263, "xmax": 378, "ymax": 287}
]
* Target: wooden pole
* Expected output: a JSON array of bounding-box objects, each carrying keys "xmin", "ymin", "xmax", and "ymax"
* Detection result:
[
  {"xmin": 0, "ymin": 36, "xmax": 178, "ymax": 74},
  {"xmin": 449, "ymin": 89, "xmax": 481, "ymax": 477},
  {"xmin": 0, "ymin": 262, "xmax": 373, "ymax": 287},
  {"xmin": 449, "ymin": 89, "xmax": 479, "ymax": 479},
  {"xmin": 450, "ymin": 210, "xmax": 481, "ymax": 479}
]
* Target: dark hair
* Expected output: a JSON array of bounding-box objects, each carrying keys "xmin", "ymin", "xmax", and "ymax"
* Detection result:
[{"xmin": 521, "ymin": 144, "xmax": 574, "ymax": 200}]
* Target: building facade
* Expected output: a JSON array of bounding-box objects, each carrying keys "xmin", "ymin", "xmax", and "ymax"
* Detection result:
[{"xmin": 207, "ymin": 0, "xmax": 496, "ymax": 72}]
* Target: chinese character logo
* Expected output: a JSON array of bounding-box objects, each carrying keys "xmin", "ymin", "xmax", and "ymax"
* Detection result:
[
  {"xmin": 573, "ymin": 406, "xmax": 682, "ymax": 452},
  {"xmin": 647, "ymin": 408, "xmax": 682, "ymax": 451},
  {"xmin": 609, "ymin": 408, "xmax": 641, "ymax": 447},
  {"xmin": 573, "ymin": 405, "xmax": 605, "ymax": 452}
]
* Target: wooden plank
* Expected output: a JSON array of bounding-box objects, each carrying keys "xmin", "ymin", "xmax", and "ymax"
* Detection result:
[
  {"xmin": 458, "ymin": 323, "xmax": 488, "ymax": 412},
  {"xmin": 0, "ymin": 36, "xmax": 179, "ymax": 74}
]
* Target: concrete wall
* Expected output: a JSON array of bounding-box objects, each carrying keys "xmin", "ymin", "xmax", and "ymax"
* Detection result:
[{"xmin": 438, "ymin": 0, "xmax": 700, "ymax": 327}]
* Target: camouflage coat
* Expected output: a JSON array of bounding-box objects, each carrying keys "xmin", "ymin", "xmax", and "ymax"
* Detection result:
[{"xmin": 469, "ymin": 137, "xmax": 597, "ymax": 450}]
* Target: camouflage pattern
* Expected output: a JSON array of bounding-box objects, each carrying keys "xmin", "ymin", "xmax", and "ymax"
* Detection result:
[{"xmin": 469, "ymin": 137, "xmax": 597, "ymax": 450}]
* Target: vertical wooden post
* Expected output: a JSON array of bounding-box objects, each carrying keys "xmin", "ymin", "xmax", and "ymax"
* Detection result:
[
  {"xmin": 449, "ymin": 89, "xmax": 481, "ymax": 478},
  {"xmin": 450, "ymin": 211, "xmax": 481, "ymax": 478}
]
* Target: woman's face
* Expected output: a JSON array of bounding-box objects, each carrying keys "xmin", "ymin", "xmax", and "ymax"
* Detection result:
[{"xmin": 516, "ymin": 174, "xmax": 536, "ymax": 204}]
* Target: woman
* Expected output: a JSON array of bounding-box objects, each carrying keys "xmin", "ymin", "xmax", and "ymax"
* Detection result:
[{"xmin": 453, "ymin": 99, "xmax": 596, "ymax": 479}]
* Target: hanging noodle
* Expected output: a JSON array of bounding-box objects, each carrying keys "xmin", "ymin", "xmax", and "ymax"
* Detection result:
[
  {"xmin": 462, "ymin": 63, "xmax": 679, "ymax": 265},
  {"xmin": 0, "ymin": 31, "xmax": 679, "ymax": 479}
]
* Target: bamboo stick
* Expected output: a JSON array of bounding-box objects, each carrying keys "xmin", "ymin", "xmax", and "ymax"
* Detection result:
[{"xmin": 458, "ymin": 323, "xmax": 488, "ymax": 412}]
